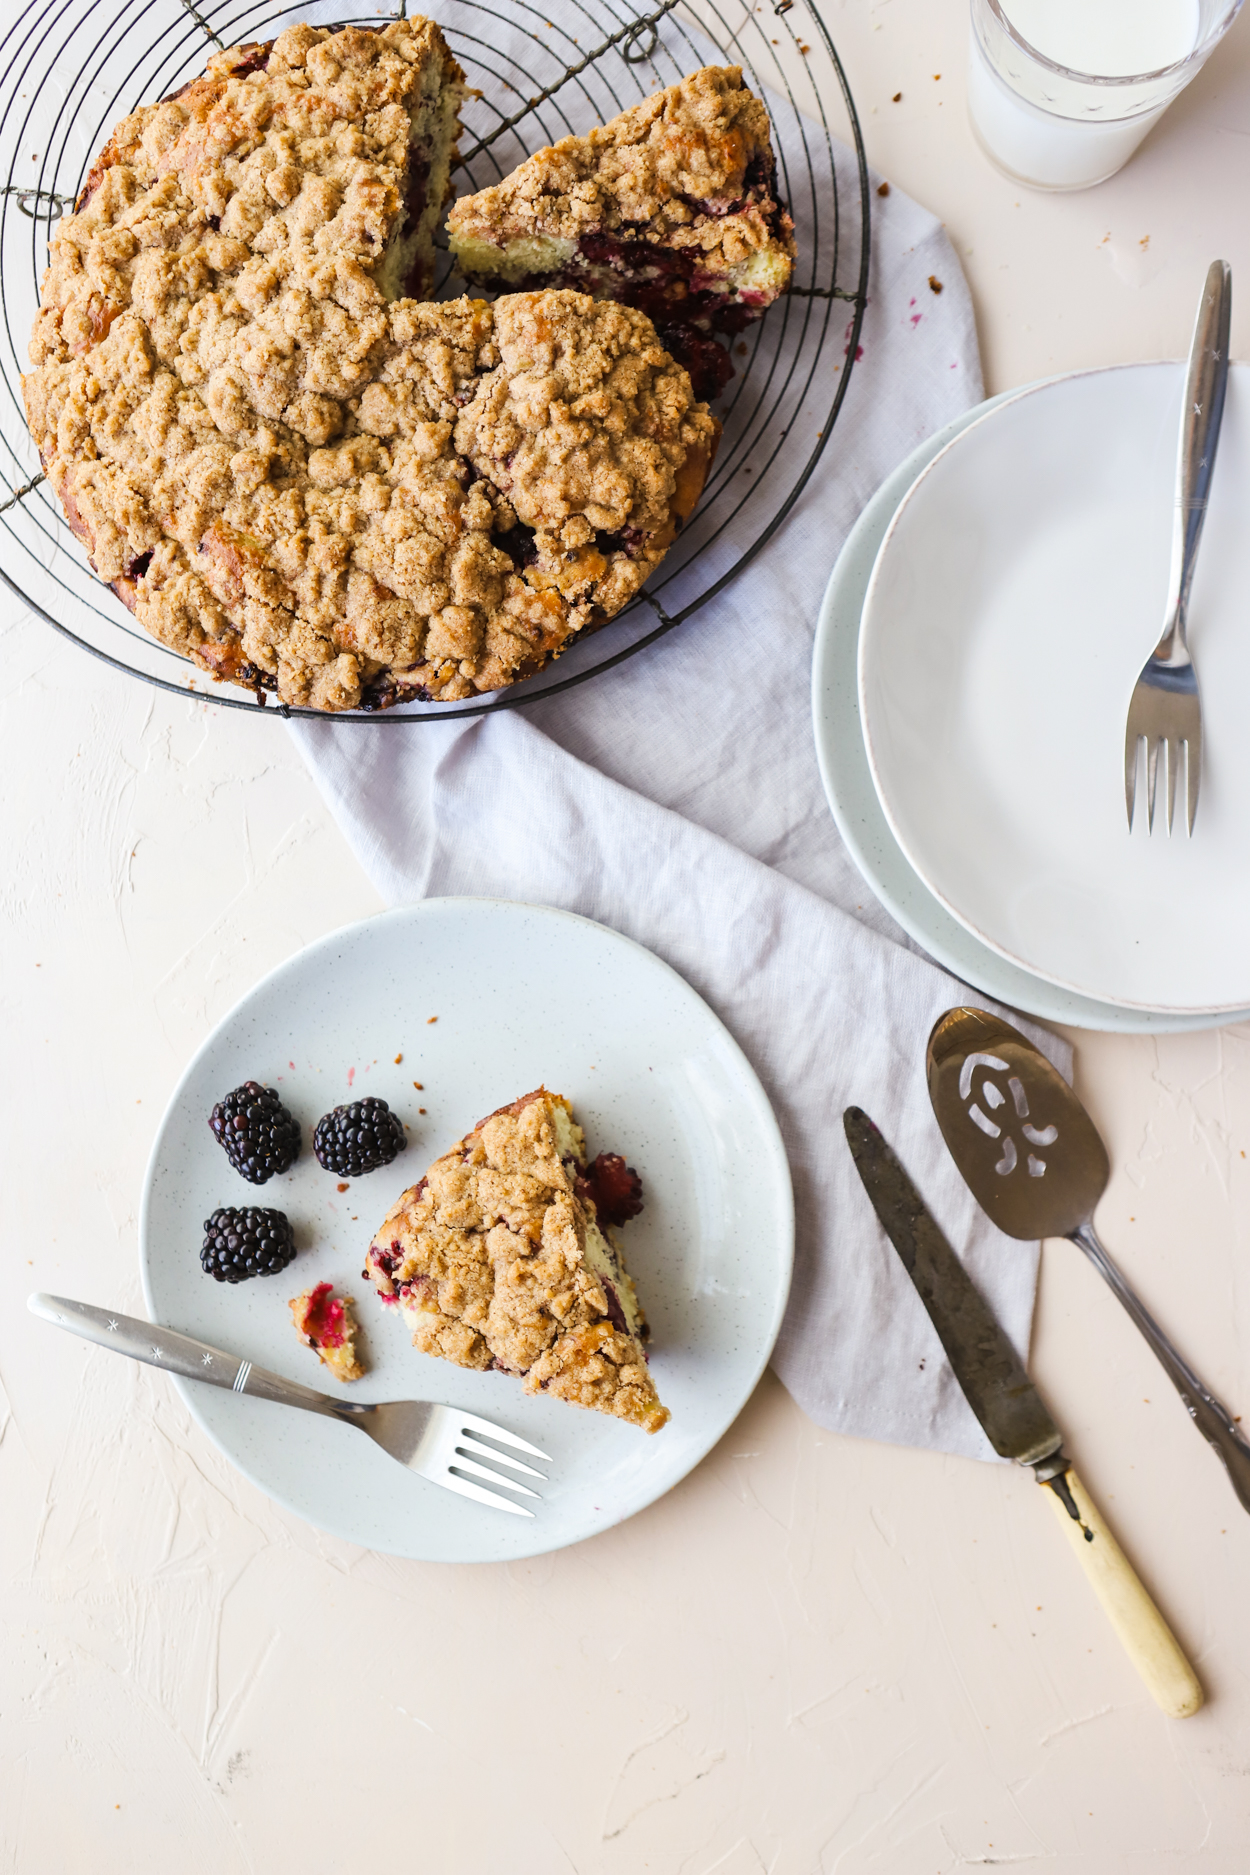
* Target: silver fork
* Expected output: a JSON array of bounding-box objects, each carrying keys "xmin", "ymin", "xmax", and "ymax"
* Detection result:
[
  {"xmin": 28, "ymin": 1293, "xmax": 550, "ymax": 1517},
  {"xmin": 1124, "ymin": 258, "xmax": 1231, "ymax": 835}
]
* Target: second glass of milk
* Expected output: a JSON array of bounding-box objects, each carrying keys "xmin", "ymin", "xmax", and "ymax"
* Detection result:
[{"xmin": 968, "ymin": 0, "xmax": 1243, "ymax": 190}]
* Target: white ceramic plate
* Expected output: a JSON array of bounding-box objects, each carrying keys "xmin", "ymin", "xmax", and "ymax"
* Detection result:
[
  {"xmin": 811, "ymin": 381, "xmax": 1250, "ymax": 1034},
  {"xmin": 139, "ymin": 900, "xmax": 793, "ymax": 1562},
  {"xmin": 858, "ymin": 362, "xmax": 1250, "ymax": 1014}
]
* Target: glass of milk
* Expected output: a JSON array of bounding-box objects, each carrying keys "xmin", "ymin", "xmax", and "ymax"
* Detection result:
[{"xmin": 968, "ymin": 0, "xmax": 1244, "ymax": 190}]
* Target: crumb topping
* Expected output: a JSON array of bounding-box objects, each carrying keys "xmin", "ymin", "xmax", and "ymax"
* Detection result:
[
  {"xmin": 448, "ymin": 65, "xmax": 791, "ymax": 260},
  {"xmin": 365, "ymin": 1090, "xmax": 669, "ymax": 1434},
  {"xmin": 24, "ymin": 23, "xmax": 717, "ymax": 710}
]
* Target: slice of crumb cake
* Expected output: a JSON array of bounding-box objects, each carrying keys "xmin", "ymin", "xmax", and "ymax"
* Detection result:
[
  {"xmin": 290, "ymin": 1282, "xmax": 366, "ymax": 1382},
  {"xmin": 365, "ymin": 1089, "xmax": 669, "ymax": 1433},
  {"xmin": 447, "ymin": 65, "xmax": 795, "ymax": 400}
]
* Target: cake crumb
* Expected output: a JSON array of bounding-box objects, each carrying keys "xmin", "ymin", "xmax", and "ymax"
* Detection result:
[{"xmin": 290, "ymin": 1283, "xmax": 365, "ymax": 1382}]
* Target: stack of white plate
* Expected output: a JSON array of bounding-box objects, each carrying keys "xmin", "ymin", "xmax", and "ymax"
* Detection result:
[{"xmin": 812, "ymin": 362, "xmax": 1250, "ymax": 1033}]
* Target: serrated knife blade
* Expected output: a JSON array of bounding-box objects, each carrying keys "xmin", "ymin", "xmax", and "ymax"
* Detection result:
[{"xmin": 843, "ymin": 1105, "xmax": 1065, "ymax": 1474}]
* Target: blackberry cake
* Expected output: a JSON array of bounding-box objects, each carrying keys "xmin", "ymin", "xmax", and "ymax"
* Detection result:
[
  {"xmin": 364, "ymin": 1089, "xmax": 669, "ymax": 1434},
  {"xmin": 24, "ymin": 24, "xmax": 718, "ymax": 709},
  {"xmin": 290, "ymin": 1281, "xmax": 365, "ymax": 1381},
  {"xmin": 447, "ymin": 66, "xmax": 795, "ymax": 401}
]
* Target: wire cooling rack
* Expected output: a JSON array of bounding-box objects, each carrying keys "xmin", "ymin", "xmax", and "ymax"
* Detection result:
[{"xmin": 0, "ymin": 0, "xmax": 869, "ymax": 719}]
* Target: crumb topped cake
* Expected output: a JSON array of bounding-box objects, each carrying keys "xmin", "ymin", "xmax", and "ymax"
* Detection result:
[
  {"xmin": 24, "ymin": 25, "xmax": 718, "ymax": 710},
  {"xmin": 447, "ymin": 66, "xmax": 795, "ymax": 401},
  {"xmin": 290, "ymin": 1281, "xmax": 365, "ymax": 1381},
  {"xmin": 364, "ymin": 1089, "xmax": 669, "ymax": 1434}
]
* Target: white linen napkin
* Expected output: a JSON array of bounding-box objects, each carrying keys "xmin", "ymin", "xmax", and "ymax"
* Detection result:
[{"xmin": 291, "ymin": 172, "xmax": 1072, "ymax": 1463}]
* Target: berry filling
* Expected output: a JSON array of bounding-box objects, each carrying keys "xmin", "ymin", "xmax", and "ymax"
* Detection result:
[
  {"xmin": 457, "ymin": 153, "xmax": 790, "ymax": 403},
  {"xmin": 576, "ymin": 1152, "xmax": 644, "ymax": 1229},
  {"xmin": 598, "ymin": 1275, "xmax": 630, "ymax": 1336},
  {"xmin": 484, "ymin": 239, "xmax": 739, "ymax": 403},
  {"xmin": 299, "ymin": 1281, "xmax": 348, "ymax": 1350},
  {"xmin": 290, "ymin": 1282, "xmax": 365, "ymax": 1380},
  {"xmin": 399, "ymin": 163, "xmax": 429, "ymax": 297},
  {"xmin": 229, "ymin": 47, "xmax": 271, "ymax": 79}
]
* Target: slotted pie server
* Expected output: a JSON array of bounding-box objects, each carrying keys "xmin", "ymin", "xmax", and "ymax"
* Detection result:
[
  {"xmin": 28, "ymin": 1295, "xmax": 550, "ymax": 1518},
  {"xmin": 927, "ymin": 1009, "xmax": 1250, "ymax": 1516}
]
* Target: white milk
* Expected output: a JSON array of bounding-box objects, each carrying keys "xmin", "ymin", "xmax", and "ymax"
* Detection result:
[
  {"xmin": 968, "ymin": 0, "xmax": 1203, "ymax": 190},
  {"xmin": 1001, "ymin": 0, "xmax": 1199, "ymax": 76}
]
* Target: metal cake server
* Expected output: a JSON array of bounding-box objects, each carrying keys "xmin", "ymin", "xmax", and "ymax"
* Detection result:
[
  {"xmin": 927, "ymin": 1007, "xmax": 1250, "ymax": 1517},
  {"xmin": 28, "ymin": 1294, "xmax": 550, "ymax": 1517},
  {"xmin": 1123, "ymin": 258, "xmax": 1231, "ymax": 834},
  {"xmin": 844, "ymin": 1108, "xmax": 1202, "ymax": 1719}
]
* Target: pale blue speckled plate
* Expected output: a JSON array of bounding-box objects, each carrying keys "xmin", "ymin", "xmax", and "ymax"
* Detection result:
[{"xmin": 140, "ymin": 899, "xmax": 793, "ymax": 1561}]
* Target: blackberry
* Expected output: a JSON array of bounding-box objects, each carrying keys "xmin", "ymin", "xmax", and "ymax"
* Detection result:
[
  {"xmin": 200, "ymin": 1206, "xmax": 296, "ymax": 1283},
  {"xmin": 209, "ymin": 1081, "xmax": 300, "ymax": 1184},
  {"xmin": 313, "ymin": 1097, "xmax": 406, "ymax": 1176}
]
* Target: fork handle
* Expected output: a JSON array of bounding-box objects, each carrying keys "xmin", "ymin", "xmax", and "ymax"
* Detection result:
[
  {"xmin": 1164, "ymin": 258, "xmax": 1231, "ymax": 652},
  {"xmin": 27, "ymin": 1293, "xmax": 362, "ymax": 1422},
  {"xmin": 1069, "ymin": 1227, "xmax": 1250, "ymax": 1516}
]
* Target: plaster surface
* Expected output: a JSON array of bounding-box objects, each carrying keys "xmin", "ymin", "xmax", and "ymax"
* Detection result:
[{"xmin": 5, "ymin": 3, "xmax": 1250, "ymax": 1868}]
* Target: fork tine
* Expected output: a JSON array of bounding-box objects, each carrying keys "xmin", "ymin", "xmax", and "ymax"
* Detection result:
[
  {"xmin": 1125, "ymin": 731, "xmax": 1141, "ymax": 830},
  {"xmin": 1185, "ymin": 734, "xmax": 1200, "ymax": 834},
  {"xmin": 1164, "ymin": 737, "xmax": 1177, "ymax": 835},
  {"xmin": 449, "ymin": 1454, "xmax": 542, "ymax": 1499},
  {"xmin": 1146, "ymin": 736, "xmax": 1161, "ymax": 831},
  {"xmin": 438, "ymin": 1471, "xmax": 535, "ymax": 1517},
  {"xmin": 455, "ymin": 1431, "xmax": 546, "ymax": 1478},
  {"xmin": 451, "ymin": 1409, "xmax": 551, "ymax": 1461}
]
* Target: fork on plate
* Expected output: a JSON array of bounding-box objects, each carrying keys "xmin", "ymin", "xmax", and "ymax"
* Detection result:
[
  {"xmin": 28, "ymin": 1293, "xmax": 550, "ymax": 1517},
  {"xmin": 1124, "ymin": 259, "xmax": 1231, "ymax": 836}
]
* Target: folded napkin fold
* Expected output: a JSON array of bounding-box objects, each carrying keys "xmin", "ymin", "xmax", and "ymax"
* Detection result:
[{"xmin": 292, "ymin": 168, "xmax": 1072, "ymax": 1463}]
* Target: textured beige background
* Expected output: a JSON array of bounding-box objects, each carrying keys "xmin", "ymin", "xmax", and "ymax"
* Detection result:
[{"xmin": 5, "ymin": 2, "xmax": 1250, "ymax": 1869}]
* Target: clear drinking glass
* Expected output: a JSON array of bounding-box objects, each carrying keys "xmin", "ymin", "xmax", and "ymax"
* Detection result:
[{"xmin": 968, "ymin": 0, "xmax": 1245, "ymax": 191}]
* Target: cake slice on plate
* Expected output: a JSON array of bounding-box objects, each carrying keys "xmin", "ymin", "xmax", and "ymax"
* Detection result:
[
  {"xmin": 447, "ymin": 65, "xmax": 795, "ymax": 401},
  {"xmin": 364, "ymin": 1089, "xmax": 669, "ymax": 1433}
]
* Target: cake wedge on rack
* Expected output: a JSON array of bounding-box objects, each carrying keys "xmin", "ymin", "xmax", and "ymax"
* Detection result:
[{"xmin": 447, "ymin": 65, "xmax": 795, "ymax": 400}]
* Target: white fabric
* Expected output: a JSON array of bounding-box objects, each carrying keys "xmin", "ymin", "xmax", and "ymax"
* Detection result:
[{"xmin": 291, "ymin": 172, "xmax": 1072, "ymax": 1463}]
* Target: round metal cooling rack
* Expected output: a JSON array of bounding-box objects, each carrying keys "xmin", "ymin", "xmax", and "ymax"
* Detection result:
[{"xmin": 0, "ymin": 0, "xmax": 869, "ymax": 720}]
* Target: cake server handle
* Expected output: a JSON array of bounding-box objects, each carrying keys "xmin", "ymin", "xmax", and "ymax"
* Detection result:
[{"xmin": 27, "ymin": 1293, "xmax": 361, "ymax": 1420}]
